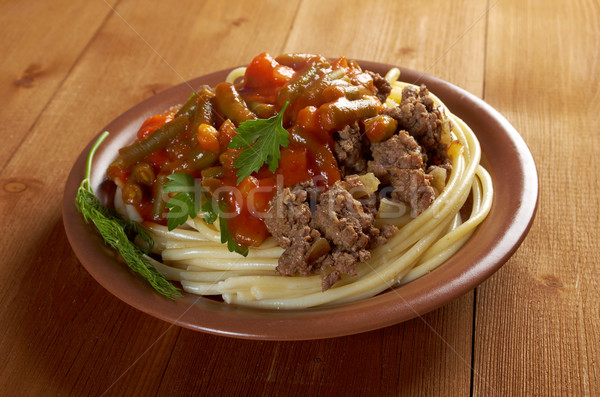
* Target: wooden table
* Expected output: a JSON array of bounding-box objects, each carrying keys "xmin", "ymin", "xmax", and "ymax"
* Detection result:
[{"xmin": 1, "ymin": 0, "xmax": 598, "ymax": 395}]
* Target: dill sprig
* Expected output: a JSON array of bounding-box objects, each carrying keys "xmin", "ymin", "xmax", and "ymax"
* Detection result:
[{"xmin": 75, "ymin": 131, "xmax": 181, "ymax": 299}]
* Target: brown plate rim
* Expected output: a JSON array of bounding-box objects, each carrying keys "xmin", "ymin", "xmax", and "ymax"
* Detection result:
[{"xmin": 62, "ymin": 60, "xmax": 538, "ymax": 340}]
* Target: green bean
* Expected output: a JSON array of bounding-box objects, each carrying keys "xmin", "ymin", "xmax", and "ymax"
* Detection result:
[
  {"xmin": 277, "ymin": 57, "xmax": 329, "ymax": 108},
  {"xmin": 189, "ymin": 88, "xmax": 215, "ymax": 134},
  {"xmin": 201, "ymin": 166, "xmax": 226, "ymax": 179},
  {"xmin": 275, "ymin": 53, "xmax": 318, "ymax": 70},
  {"xmin": 342, "ymin": 85, "xmax": 372, "ymax": 100},
  {"xmin": 131, "ymin": 162, "xmax": 155, "ymax": 186},
  {"xmin": 319, "ymin": 97, "xmax": 380, "ymax": 131},
  {"xmin": 111, "ymin": 115, "xmax": 189, "ymax": 168},
  {"xmin": 184, "ymin": 148, "xmax": 218, "ymax": 171},
  {"xmin": 175, "ymin": 92, "xmax": 199, "ymax": 119},
  {"xmin": 247, "ymin": 102, "xmax": 277, "ymax": 119},
  {"xmin": 151, "ymin": 175, "xmax": 167, "ymax": 221},
  {"xmin": 215, "ymin": 82, "xmax": 256, "ymax": 125},
  {"xmin": 122, "ymin": 182, "xmax": 143, "ymax": 206},
  {"xmin": 160, "ymin": 147, "xmax": 218, "ymax": 176},
  {"xmin": 296, "ymin": 68, "xmax": 346, "ymax": 106}
]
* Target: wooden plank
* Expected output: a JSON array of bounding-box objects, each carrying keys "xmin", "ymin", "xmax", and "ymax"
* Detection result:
[
  {"xmin": 0, "ymin": 0, "xmax": 110, "ymax": 169},
  {"xmin": 0, "ymin": 218, "xmax": 181, "ymax": 396},
  {"xmin": 283, "ymin": 0, "xmax": 487, "ymax": 95},
  {"xmin": 155, "ymin": 295, "xmax": 473, "ymax": 396},
  {"xmin": 0, "ymin": 0, "xmax": 301, "ymax": 394},
  {"xmin": 474, "ymin": 0, "xmax": 600, "ymax": 395}
]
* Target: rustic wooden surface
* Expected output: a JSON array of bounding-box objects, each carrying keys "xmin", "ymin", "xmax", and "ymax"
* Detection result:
[{"xmin": 0, "ymin": 0, "xmax": 598, "ymax": 395}]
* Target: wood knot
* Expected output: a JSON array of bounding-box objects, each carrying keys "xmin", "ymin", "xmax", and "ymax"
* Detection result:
[
  {"xmin": 398, "ymin": 47, "xmax": 415, "ymax": 56},
  {"xmin": 231, "ymin": 17, "xmax": 247, "ymax": 27},
  {"xmin": 541, "ymin": 275, "xmax": 563, "ymax": 289},
  {"xmin": 14, "ymin": 63, "xmax": 45, "ymax": 88},
  {"xmin": 3, "ymin": 181, "xmax": 27, "ymax": 193},
  {"xmin": 0, "ymin": 178, "xmax": 44, "ymax": 196}
]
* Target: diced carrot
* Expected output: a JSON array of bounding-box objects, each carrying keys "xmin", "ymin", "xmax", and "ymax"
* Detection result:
[
  {"xmin": 197, "ymin": 123, "xmax": 221, "ymax": 153},
  {"xmin": 218, "ymin": 119, "xmax": 237, "ymax": 151},
  {"xmin": 238, "ymin": 175, "xmax": 259, "ymax": 198}
]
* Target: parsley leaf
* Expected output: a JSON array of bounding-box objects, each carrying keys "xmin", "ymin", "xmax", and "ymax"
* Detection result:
[
  {"xmin": 200, "ymin": 192, "xmax": 218, "ymax": 224},
  {"xmin": 199, "ymin": 193, "xmax": 248, "ymax": 257},
  {"xmin": 229, "ymin": 102, "xmax": 290, "ymax": 184},
  {"xmin": 164, "ymin": 174, "xmax": 199, "ymax": 231},
  {"xmin": 164, "ymin": 174, "xmax": 248, "ymax": 256}
]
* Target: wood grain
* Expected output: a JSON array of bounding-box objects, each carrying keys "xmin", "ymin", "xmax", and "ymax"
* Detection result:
[
  {"xmin": 0, "ymin": 0, "xmax": 111, "ymax": 169},
  {"xmin": 284, "ymin": 0, "xmax": 488, "ymax": 95},
  {"xmin": 0, "ymin": 0, "xmax": 597, "ymax": 395},
  {"xmin": 474, "ymin": 0, "xmax": 600, "ymax": 395}
]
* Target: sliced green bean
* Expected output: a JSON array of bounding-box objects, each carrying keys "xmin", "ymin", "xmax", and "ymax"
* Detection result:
[
  {"xmin": 247, "ymin": 102, "xmax": 277, "ymax": 119},
  {"xmin": 296, "ymin": 68, "xmax": 346, "ymax": 105},
  {"xmin": 201, "ymin": 166, "xmax": 226, "ymax": 179},
  {"xmin": 122, "ymin": 182, "xmax": 143, "ymax": 206},
  {"xmin": 175, "ymin": 92, "xmax": 199, "ymax": 119},
  {"xmin": 190, "ymin": 88, "xmax": 215, "ymax": 134},
  {"xmin": 132, "ymin": 162, "xmax": 155, "ymax": 186},
  {"xmin": 111, "ymin": 115, "xmax": 189, "ymax": 169},
  {"xmin": 160, "ymin": 147, "xmax": 218, "ymax": 176},
  {"xmin": 277, "ymin": 57, "xmax": 329, "ymax": 108},
  {"xmin": 275, "ymin": 53, "xmax": 316, "ymax": 69},
  {"xmin": 215, "ymin": 82, "xmax": 256, "ymax": 125},
  {"xmin": 152, "ymin": 175, "xmax": 168, "ymax": 221},
  {"xmin": 319, "ymin": 97, "xmax": 380, "ymax": 131}
]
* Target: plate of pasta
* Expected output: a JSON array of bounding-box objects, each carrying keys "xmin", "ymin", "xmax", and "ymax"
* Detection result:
[{"xmin": 63, "ymin": 54, "xmax": 537, "ymax": 340}]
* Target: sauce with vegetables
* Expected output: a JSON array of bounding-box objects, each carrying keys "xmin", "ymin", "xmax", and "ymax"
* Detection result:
[{"xmin": 108, "ymin": 53, "xmax": 387, "ymax": 248}]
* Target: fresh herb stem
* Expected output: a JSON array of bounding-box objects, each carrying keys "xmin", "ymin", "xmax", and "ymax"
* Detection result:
[{"xmin": 75, "ymin": 132, "xmax": 181, "ymax": 299}]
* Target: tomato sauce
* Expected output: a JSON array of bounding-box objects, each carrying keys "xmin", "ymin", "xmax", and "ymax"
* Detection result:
[{"xmin": 110, "ymin": 53, "xmax": 381, "ymax": 248}]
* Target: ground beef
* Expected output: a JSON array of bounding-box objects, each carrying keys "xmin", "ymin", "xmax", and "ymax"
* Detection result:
[
  {"xmin": 367, "ymin": 70, "xmax": 392, "ymax": 102},
  {"xmin": 310, "ymin": 182, "xmax": 374, "ymax": 252},
  {"xmin": 368, "ymin": 133, "xmax": 425, "ymax": 184},
  {"xmin": 388, "ymin": 169, "xmax": 436, "ymax": 217},
  {"xmin": 264, "ymin": 177, "xmax": 398, "ymax": 290},
  {"xmin": 333, "ymin": 123, "xmax": 368, "ymax": 176},
  {"xmin": 383, "ymin": 84, "xmax": 449, "ymax": 166},
  {"xmin": 367, "ymin": 132, "xmax": 436, "ymax": 217},
  {"xmin": 264, "ymin": 183, "xmax": 321, "ymax": 276}
]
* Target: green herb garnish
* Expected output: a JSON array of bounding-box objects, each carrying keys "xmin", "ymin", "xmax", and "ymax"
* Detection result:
[
  {"xmin": 164, "ymin": 173, "xmax": 248, "ymax": 257},
  {"xmin": 205, "ymin": 199, "xmax": 249, "ymax": 257},
  {"xmin": 75, "ymin": 131, "xmax": 181, "ymax": 299},
  {"xmin": 164, "ymin": 173, "xmax": 199, "ymax": 231},
  {"xmin": 228, "ymin": 102, "xmax": 290, "ymax": 184}
]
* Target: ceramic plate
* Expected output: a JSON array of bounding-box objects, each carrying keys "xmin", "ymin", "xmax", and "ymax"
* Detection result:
[{"xmin": 62, "ymin": 61, "xmax": 538, "ymax": 340}]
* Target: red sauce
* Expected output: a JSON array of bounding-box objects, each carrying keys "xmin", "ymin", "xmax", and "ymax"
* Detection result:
[{"xmin": 110, "ymin": 53, "xmax": 381, "ymax": 247}]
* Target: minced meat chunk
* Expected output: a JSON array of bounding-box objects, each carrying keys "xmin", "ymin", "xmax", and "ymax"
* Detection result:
[
  {"xmin": 367, "ymin": 132, "xmax": 436, "ymax": 217},
  {"xmin": 310, "ymin": 181, "xmax": 374, "ymax": 252},
  {"xmin": 368, "ymin": 133, "xmax": 425, "ymax": 184},
  {"xmin": 264, "ymin": 177, "xmax": 398, "ymax": 290},
  {"xmin": 388, "ymin": 169, "xmax": 436, "ymax": 217},
  {"xmin": 383, "ymin": 84, "xmax": 450, "ymax": 166},
  {"xmin": 264, "ymin": 183, "xmax": 320, "ymax": 277},
  {"xmin": 333, "ymin": 123, "xmax": 368, "ymax": 176},
  {"xmin": 367, "ymin": 70, "xmax": 392, "ymax": 102}
]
